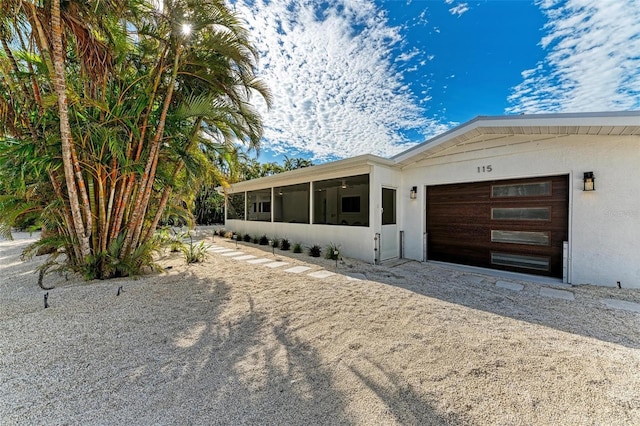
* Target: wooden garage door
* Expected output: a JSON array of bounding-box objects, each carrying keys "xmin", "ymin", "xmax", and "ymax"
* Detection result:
[{"xmin": 426, "ymin": 175, "xmax": 569, "ymax": 277}]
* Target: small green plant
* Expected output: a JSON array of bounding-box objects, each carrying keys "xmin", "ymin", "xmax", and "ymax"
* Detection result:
[
  {"xmin": 308, "ymin": 244, "xmax": 322, "ymax": 257},
  {"xmin": 156, "ymin": 228, "xmax": 185, "ymax": 253},
  {"xmin": 259, "ymin": 235, "xmax": 269, "ymax": 245},
  {"xmin": 217, "ymin": 228, "xmax": 226, "ymax": 237},
  {"xmin": 234, "ymin": 232, "xmax": 243, "ymax": 241},
  {"xmin": 170, "ymin": 232, "xmax": 187, "ymax": 252},
  {"xmin": 325, "ymin": 242, "xmax": 341, "ymax": 260},
  {"xmin": 252, "ymin": 236, "xmax": 259, "ymax": 244},
  {"xmin": 280, "ymin": 238, "xmax": 291, "ymax": 251},
  {"xmin": 293, "ymin": 243, "xmax": 302, "ymax": 253},
  {"xmin": 182, "ymin": 235, "xmax": 211, "ymax": 264},
  {"xmin": 271, "ymin": 238, "xmax": 280, "ymax": 249},
  {"xmin": 243, "ymin": 234, "xmax": 252, "ymax": 242}
]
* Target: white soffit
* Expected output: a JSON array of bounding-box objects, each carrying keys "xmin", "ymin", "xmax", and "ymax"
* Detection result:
[{"xmin": 393, "ymin": 111, "xmax": 640, "ymax": 167}]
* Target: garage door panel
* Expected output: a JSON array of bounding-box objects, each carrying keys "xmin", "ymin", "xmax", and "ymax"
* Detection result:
[{"xmin": 427, "ymin": 175, "xmax": 568, "ymax": 278}]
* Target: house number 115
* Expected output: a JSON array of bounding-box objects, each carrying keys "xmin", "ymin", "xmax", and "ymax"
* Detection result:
[{"xmin": 477, "ymin": 165, "xmax": 492, "ymax": 173}]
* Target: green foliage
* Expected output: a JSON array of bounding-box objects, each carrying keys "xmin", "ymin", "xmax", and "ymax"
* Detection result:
[
  {"xmin": 259, "ymin": 235, "xmax": 269, "ymax": 245},
  {"xmin": 0, "ymin": 0, "xmax": 270, "ymax": 281},
  {"xmin": 280, "ymin": 238, "xmax": 291, "ymax": 251},
  {"xmin": 293, "ymin": 243, "xmax": 302, "ymax": 253},
  {"xmin": 243, "ymin": 234, "xmax": 252, "ymax": 242},
  {"xmin": 82, "ymin": 234, "xmax": 163, "ymax": 280},
  {"xmin": 271, "ymin": 238, "xmax": 280, "ymax": 249},
  {"xmin": 182, "ymin": 235, "xmax": 211, "ymax": 264},
  {"xmin": 194, "ymin": 186, "xmax": 224, "ymax": 225},
  {"xmin": 325, "ymin": 243, "xmax": 341, "ymax": 260},
  {"xmin": 234, "ymin": 232, "xmax": 243, "ymax": 241},
  {"xmin": 251, "ymin": 236, "xmax": 259, "ymax": 244},
  {"xmin": 308, "ymin": 244, "xmax": 322, "ymax": 258}
]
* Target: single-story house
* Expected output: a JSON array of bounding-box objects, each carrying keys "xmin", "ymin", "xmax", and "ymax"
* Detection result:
[{"xmin": 222, "ymin": 111, "xmax": 640, "ymax": 288}]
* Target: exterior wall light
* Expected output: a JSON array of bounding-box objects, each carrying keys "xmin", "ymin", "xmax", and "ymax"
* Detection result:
[
  {"xmin": 410, "ymin": 186, "xmax": 418, "ymax": 199},
  {"xmin": 583, "ymin": 172, "xmax": 595, "ymax": 191}
]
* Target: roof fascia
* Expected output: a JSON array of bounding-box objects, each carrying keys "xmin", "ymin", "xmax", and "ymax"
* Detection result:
[
  {"xmin": 392, "ymin": 110, "xmax": 640, "ymax": 164},
  {"xmin": 226, "ymin": 154, "xmax": 395, "ymax": 191}
]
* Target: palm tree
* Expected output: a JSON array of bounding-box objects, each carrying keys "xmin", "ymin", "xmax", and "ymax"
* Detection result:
[{"xmin": 0, "ymin": 0, "xmax": 270, "ymax": 279}]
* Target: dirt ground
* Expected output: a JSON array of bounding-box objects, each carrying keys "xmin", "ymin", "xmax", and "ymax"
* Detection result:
[{"xmin": 1, "ymin": 231, "xmax": 639, "ymax": 425}]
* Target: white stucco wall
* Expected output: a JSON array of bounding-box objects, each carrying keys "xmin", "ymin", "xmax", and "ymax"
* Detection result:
[
  {"xmin": 400, "ymin": 134, "xmax": 640, "ymax": 288},
  {"xmin": 225, "ymin": 219, "xmax": 375, "ymax": 262}
]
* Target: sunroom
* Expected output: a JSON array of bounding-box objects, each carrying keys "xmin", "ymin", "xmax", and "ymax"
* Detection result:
[{"xmin": 222, "ymin": 155, "xmax": 401, "ymax": 263}]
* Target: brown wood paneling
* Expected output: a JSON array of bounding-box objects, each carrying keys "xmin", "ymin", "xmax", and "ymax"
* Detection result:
[{"xmin": 426, "ymin": 175, "xmax": 569, "ymax": 277}]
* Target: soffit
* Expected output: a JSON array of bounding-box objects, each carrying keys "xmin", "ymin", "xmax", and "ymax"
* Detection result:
[{"xmin": 395, "ymin": 123, "xmax": 640, "ymax": 168}]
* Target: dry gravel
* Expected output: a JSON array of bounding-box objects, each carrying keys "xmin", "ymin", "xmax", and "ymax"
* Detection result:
[{"xmin": 1, "ymin": 231, "xmax": 639, "ymax": 425}]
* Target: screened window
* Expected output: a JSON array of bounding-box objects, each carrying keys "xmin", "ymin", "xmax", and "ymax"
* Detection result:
[
  {"xmin": 247, "ymin": 189, "xmax": 272, "ymax": 222},
  {"xmin": 313, "ymin": 174, "xmax": 369, "ymax": 226},
  {"xmin": 274, "ymin": 183, "xmax": 310, "ymax": 223},
  {"xmin": 341, "ymin": 196, "xmax": 360, "ymax": 213},
  {"xmin": 227, "ymin": 193, "xmax": 245, "ymax": 220}
]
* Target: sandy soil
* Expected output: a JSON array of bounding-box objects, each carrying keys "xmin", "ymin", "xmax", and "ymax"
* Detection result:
[{"xmin": 1, "ymin": 230, "xmax": 639, "ymax": 425}]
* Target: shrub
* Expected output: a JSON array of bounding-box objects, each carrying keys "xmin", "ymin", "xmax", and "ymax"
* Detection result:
[
  {"xmin": 182, "ymin": 236, "xmax": 211, "ymax": 264},
  {"xmin": 271, "ymin": 238, "xmax": 280, "ymax": 249},
  {"xmin": 234, "ymin": 232, "xmax": 243, "ymax": 241},
  {"xmin": 243, "ymin": 234, "xmax": 252, "ymax": 242},
  {"xmin": 217, "ymin": 228, "xmax": 226, "ymax": 237},
  {"xmin": 224, "ymin": 231, "xmax": 234, "ymax": 239},
  {"xmin": 308, "ymin": 244, "xmax": 322, "ymax": 257},
  {"xmin": 325, "ymin": 242, "xmax": 341, "ymax": 260},
  {"xmin": 293, "ymin": 243, "xmax": 302, "ymax": 253},
  {"xmin": 252, "ymin": 236, "xmax": 259, "ymax": 244},
  {"xmin": 259, "ymin": 235, "xmax": 269, "ymax": 245},
  {"xmin": 280, "ymin": 238, "xmax": 291, "ymax": 251}
]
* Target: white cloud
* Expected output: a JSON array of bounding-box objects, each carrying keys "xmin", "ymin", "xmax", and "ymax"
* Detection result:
[
  {"xmin": 507, "ymin": 0, "xmax": 640, "ymax": 114},
  {"xmin": 232, "ymin": 0, "xmax": 447, "ymax": 161},
  {"xmin": 449, "ymin": 3, "xmax": 469, "ymax": 16}
]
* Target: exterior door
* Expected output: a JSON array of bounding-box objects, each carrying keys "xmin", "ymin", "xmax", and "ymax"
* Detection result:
[
  {"xmin": 381, "ymin": 187, "xmax": 398, "ymax": 261},
  {"xmin": 426, "ymin": 175, "xmax": 569, "ymax": 277}
]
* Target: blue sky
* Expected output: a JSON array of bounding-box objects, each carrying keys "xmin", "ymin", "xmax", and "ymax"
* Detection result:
[{"xmin": 230, "ymin": 0, "xmax": 640, "ymax": 163}]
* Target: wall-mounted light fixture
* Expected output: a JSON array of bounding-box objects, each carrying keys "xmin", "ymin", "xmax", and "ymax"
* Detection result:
[
  {"xmin": 341, "ymin": 179, "xmax": 347, "ymax": 189},
  {"xmin": 410, "ymin": 186, "xmax": 418, "ymax": 199},
  {"xmin": 583, "ymin": 172, "xmax": 595, "ymax": 191}
]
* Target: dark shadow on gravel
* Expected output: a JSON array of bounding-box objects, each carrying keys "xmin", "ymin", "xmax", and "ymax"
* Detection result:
[{"xmin": 352, "ymin": 260, "xmax": 640, "ymax": 349}]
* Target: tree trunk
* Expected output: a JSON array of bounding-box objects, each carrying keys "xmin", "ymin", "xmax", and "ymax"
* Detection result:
[
  {"xmin": 51, "ymin": 0, "xmax": 90, "ymax": 258},
  {"xmin": 123, "ymin": 44, "xmax": 183, "ymax": 255}
]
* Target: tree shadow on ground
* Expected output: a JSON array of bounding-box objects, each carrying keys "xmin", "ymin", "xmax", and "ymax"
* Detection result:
[
  {"xmin": 356, "ymin": 261, "xmax": 640, "ymax": 349},
  {"xmin": 13, "ymin": 272, "xmax": 444, "ymax": 424}
]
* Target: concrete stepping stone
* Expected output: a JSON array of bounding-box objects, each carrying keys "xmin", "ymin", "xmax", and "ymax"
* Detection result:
[
  {"xmin": 464, "ymin": 275, "xmax": 486, "ymax": 284},
  {"xmin": 600, "ymin": 299, "xmax": 640, "ymax": 313},
  {"xmin": 540, "ymin": 287, "xmax": 575, "ymax": 301},
  {"xmin": 308, "ymin": 270, "xmax": 336, "ymax": 279},
  {"xmin": 233, "ymin": 255, "xmax": 257, "ymax": 261},
  {"xmin": 246, "ymin": 258, "xmax": 272, "ymax": 264},
  {"xmin": 496, "ymin": 281, "xmax": 524, "ymax": 291},
  {"xmin": 345, "ymin": 273, "xmax": 367, "ymax": 281},
  {"xmin": 264, "ymin": 261, "xmax": 289, "ymax": 268},
  {"xmin": 209, "ymin": 248, "xmax": 233, "ymax": 253},
  {"xmin": 344, "ymin": 272, "xmax": 367, "ymax": 281},
  {"xmin": 221, "ymin": 251, "xmax": 244, "ymax": 257},
  {"xmin": 284, "ymin": 266, "xmax": 312, "ymax": 274}
]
